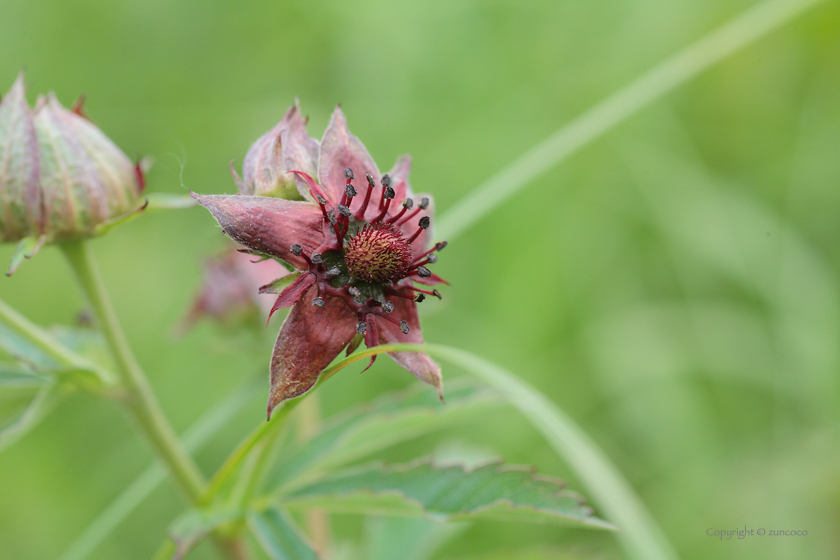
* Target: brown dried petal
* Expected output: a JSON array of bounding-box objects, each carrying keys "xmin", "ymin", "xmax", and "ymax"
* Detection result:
[
  {"xmin": 267, "ymin": 286, "xmax": 357, "ymax": 416},
  {"xmin": 376, "ymin": 296, "xmax": 443, "ymax": 401}
]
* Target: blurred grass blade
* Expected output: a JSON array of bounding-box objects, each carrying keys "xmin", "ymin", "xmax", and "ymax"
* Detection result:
[
  {"xmin": 248, "ymin": 508, "xmax": 321, "ymax": 560},
  {"xmin": 0, "ymin": 385, "xmax": 61, "ymax": 453},
  {"xmin": 57, "ymin": 380, "xmax": 260, "ymax": 560},
  {"xmin": 437, "ymin": 0, "xmax": 824, "ymax": 241},
  {"xmin": 0, "ymin": 363, "xmax": 52, "ymax": 389},
  {"xmin": 424, "ymin": 345, "xmax": 679, "ymax": 560},
  {"xmin": 362, "ymin": 517, "xmax": 467, "ymax": 560},
  {"xmin": 279, "ymin": 459, "xmax": 615, "ymax": 529}
]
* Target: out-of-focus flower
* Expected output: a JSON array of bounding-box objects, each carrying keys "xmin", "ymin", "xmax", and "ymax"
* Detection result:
[
  {"xmin": 180, "ymin": 248, "xmax": 291, "ymax": 333},
  {"xmin": 0, "ymin": 74, "xmax": 145, "ymax": 274},
  {"xmin": 194, "ymin": 106, "xmax": 448, "ymax": 417}
]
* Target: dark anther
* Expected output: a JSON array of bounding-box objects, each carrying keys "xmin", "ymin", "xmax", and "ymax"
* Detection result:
[
  {"xmin": 383, "ymin": 186, "xmax": 395, "ymax": 200},
  {"xmin": 313, "ymin": 297, "xmax": 325, "ymax": 307},
  {"xmin": 344, "ymin": 167, "xmax": 355, "ymax": 180},
  {"xmin": 326, "ymin": 266, "xmax": 341, "ymax": 277},
  {"xmin": 338, "ymin": 204, "xmax": 352, "ymax": 217},
  {"xmin": 290, "ymin": 244, "xmax": 303, "ymax": 256},
  {"xmin": 366, "ymin": 173, "xmax": 376, "ymax": 187},
  {"xmin": 402, "ymin": 198, "xmax": 414, "ymax": 209},
  {"xmin": 427, "ymin": 254, "xmax": 439, "ymax": 264},
  {"xmin": 356, "ymin": 321, "xmax": 367, "ymax": 335},
  {"xmin": 435, "ymin": 241, "xmax": 447, "ymax": 251},
  {"xmin": 414, "ymin": 293, "xmax": 426, "ymax": 303},
  {"xmin": 316, "ymin": 194, "xmax": 327, "ymax": 205},
  {"xmin": 345, "ymin": 184, "xmax": 357, "ymax": 198},
  {"xmin": 417, "ymin": 266, "xmax": 431, "ymax": 278},
  {"xmin": 328, "ymin": 209, "xmax": 337, "ymax": 225},
  {"xmin": 311, "ymin": 253, "xmax": 323, "ymax": 264},
  {"xmin": 399, "ymin": 320, "xmax": 410, "ymax": 334},
  {"xmin": 382, "ymin": 301, "xmax": 394, "ymax": 313},
  {"xmin": 432, "ymin": 289, "xmax": 442, "ymax": 299},
  {"xmin": 381, "ymin": 174, "xmax": 391, "ymax": 187},
  {"xmin": 418, "ymin": 216, "xmax": 431, "ymax": 229},
  {"xmin": 419, "ymin": 197, "xmax": 430, "ymax": 210}
]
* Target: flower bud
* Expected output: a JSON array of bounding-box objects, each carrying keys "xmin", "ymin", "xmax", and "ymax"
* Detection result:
[
  {"xmin": 232, "ymin": 100, "xmax": 318, "ymax": 200},
  {"xmin": 0, "ymin": 74, "xmax": 145, "ymax": 274}
]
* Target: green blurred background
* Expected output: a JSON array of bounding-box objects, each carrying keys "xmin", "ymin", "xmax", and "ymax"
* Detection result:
[{"xmin": 1, "ymin": 0, "xmax": 839, "ymax": 558}]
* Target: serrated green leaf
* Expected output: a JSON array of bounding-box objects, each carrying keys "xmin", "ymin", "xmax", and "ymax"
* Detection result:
[
  {"xmin": 279, "ymin": 459, "xmax": 614, "ymax": 529},
  {"xmin": 248, "ymin": 508, "xmax": 321, "ymax": 560},
  {"xmin": 269, "ymin": 380, "xmax": 500, "ymax": 492}
]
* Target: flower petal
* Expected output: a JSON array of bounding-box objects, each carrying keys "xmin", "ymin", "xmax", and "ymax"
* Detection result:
[
  {"xmin": 385, "ymin": 154, "xmax": 413, "ymax": 208},
  {"xmin": 192, "ymin": 194, "xmax": 324, "ymax": 270},
  {"xmin": 318, "ymin": 107, "xmax": 380, "ymax": 205},
  {"xmin": 242, "ymin": 102, "xmax": 318, "ymax": 200},
  {"xmin": 376, "ymin": 297, "xmax": 443, "ymax": 401},
  {"xmin": 268, "ymin": 286, "xmax": 357, "ymax": 416}
]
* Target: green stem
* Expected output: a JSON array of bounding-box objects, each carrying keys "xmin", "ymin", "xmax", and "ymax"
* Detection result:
[{"xmin": 61, "ymin": 239, "xmax": 206, "ymax": 502}]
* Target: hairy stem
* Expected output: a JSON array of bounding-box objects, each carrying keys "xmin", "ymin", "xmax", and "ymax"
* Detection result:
[
  {"xmin": 61, "ymin": 239, "xmax": 206, "ymax": 500},
  {"xmin": 60, "ymin": 239, "xmax": 248, "ymax": 560}
]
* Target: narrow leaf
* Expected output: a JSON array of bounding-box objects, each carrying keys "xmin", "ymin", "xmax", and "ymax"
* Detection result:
[
  {"xmin": 280, "ymin": 459, "xmax": 614, "ymax": 529},
  {"xmin": 168, "ymin": 508, "xmax": 242, "ymax": 560},
  {"xmin": 269, "ymin": 380, "xmax": 500, "ymax": 491},
  {"xmin": 0, "ymin": 363, "xmax": 52, "ymax": 389},
  {"xmin": 248, "ymin": 508, "xmax": 321, "ymax": 560},
  {"xmin": 0, "ymin": 385, "xmax": 60, "ymax": 453}
]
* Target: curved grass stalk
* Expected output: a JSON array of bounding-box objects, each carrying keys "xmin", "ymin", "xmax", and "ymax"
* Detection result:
[{"xmin": 437, "ymin": 0, "xmax": 824, "ymax": 241}]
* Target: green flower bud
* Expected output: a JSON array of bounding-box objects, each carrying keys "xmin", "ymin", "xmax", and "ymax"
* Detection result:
[{"xmin": 0, "ymin": 74, "xmax": 145, "ymax": 274}]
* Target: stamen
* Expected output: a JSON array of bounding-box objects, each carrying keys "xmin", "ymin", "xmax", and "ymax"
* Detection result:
[
  {"xmin": 356, "ymin": 321, "xmax": 367, "ymax": 335},
  {"xmin": 345, "ymin": 184, "xmax": 357, "ymax": 198},
  {"xmin": 416, "ymin": 266, "xmax": 431, "ymax": 278},
  {"xmin": 427, "ymin": 254, "xmax": 438, "ymax": 264},
  {"xmin": 311, "ymin": 253, "xmax": 323, "ymax": 264},
  {"xmin": 378, "ymin": 174, "xmax": 391, "ymax": 210},
  {"xmin": 355, "ymin": 173, "xmax": 376, "ymax": 219},
  {"xmin": 313, "ymin": 297, "xmax": 325, "ymax": 307},
  {"xmin": 337, "ymin": 204, "xmax": 352, "ymax": 217},
  {"xmin": 399, "ymin": 321, "xmax": 410, "ymax": 334},
  {"xmin": 382, "ymin": 301, "xmax": 394, "ymax": 313},
  {"xmin": 386, "ymin": 197, "xmax": 413, "ymax": 224},
  {"xmin": 290, "ymin": 244, "xmax": 302, "ymax": 256},
  {"xmin": 412, "ymin": 287, "xmax": 442, "ymax": 299},
  {"xmin": 325, "ymin": 266, "xmax": 341, "ymax": 277},
  {"xmin": 414, "ymin": 293, "xmax": 426, "ymax": 303},
  {"xmin": 395, "ymin": 197, "xmax": 429, "ymax": 226},
  {"xmin": 372, "ymin": 186, "xmax": 395, "ymax": 223},
  {"xmin": 406, "ymin": 216, "xmax": 431, "ymax": 244},
  {"xmin": 344, "ymin": 167, "xmax": 355, "ymax": 180}
]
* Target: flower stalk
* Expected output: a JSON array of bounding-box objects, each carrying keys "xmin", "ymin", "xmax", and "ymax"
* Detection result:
[{"xmin": 61, "ymin": 239, "xmax": 207, "ymax": 502}]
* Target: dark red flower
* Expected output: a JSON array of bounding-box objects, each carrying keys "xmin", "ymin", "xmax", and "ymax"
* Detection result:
[{"xmin": 194, "ymin": 107, "xmax": 447, "ymax": 417}]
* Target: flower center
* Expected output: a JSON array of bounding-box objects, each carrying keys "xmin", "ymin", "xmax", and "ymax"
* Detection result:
[{"xmin": 345, "ymin": 223, "xmax": 412, "ymax": 283}]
